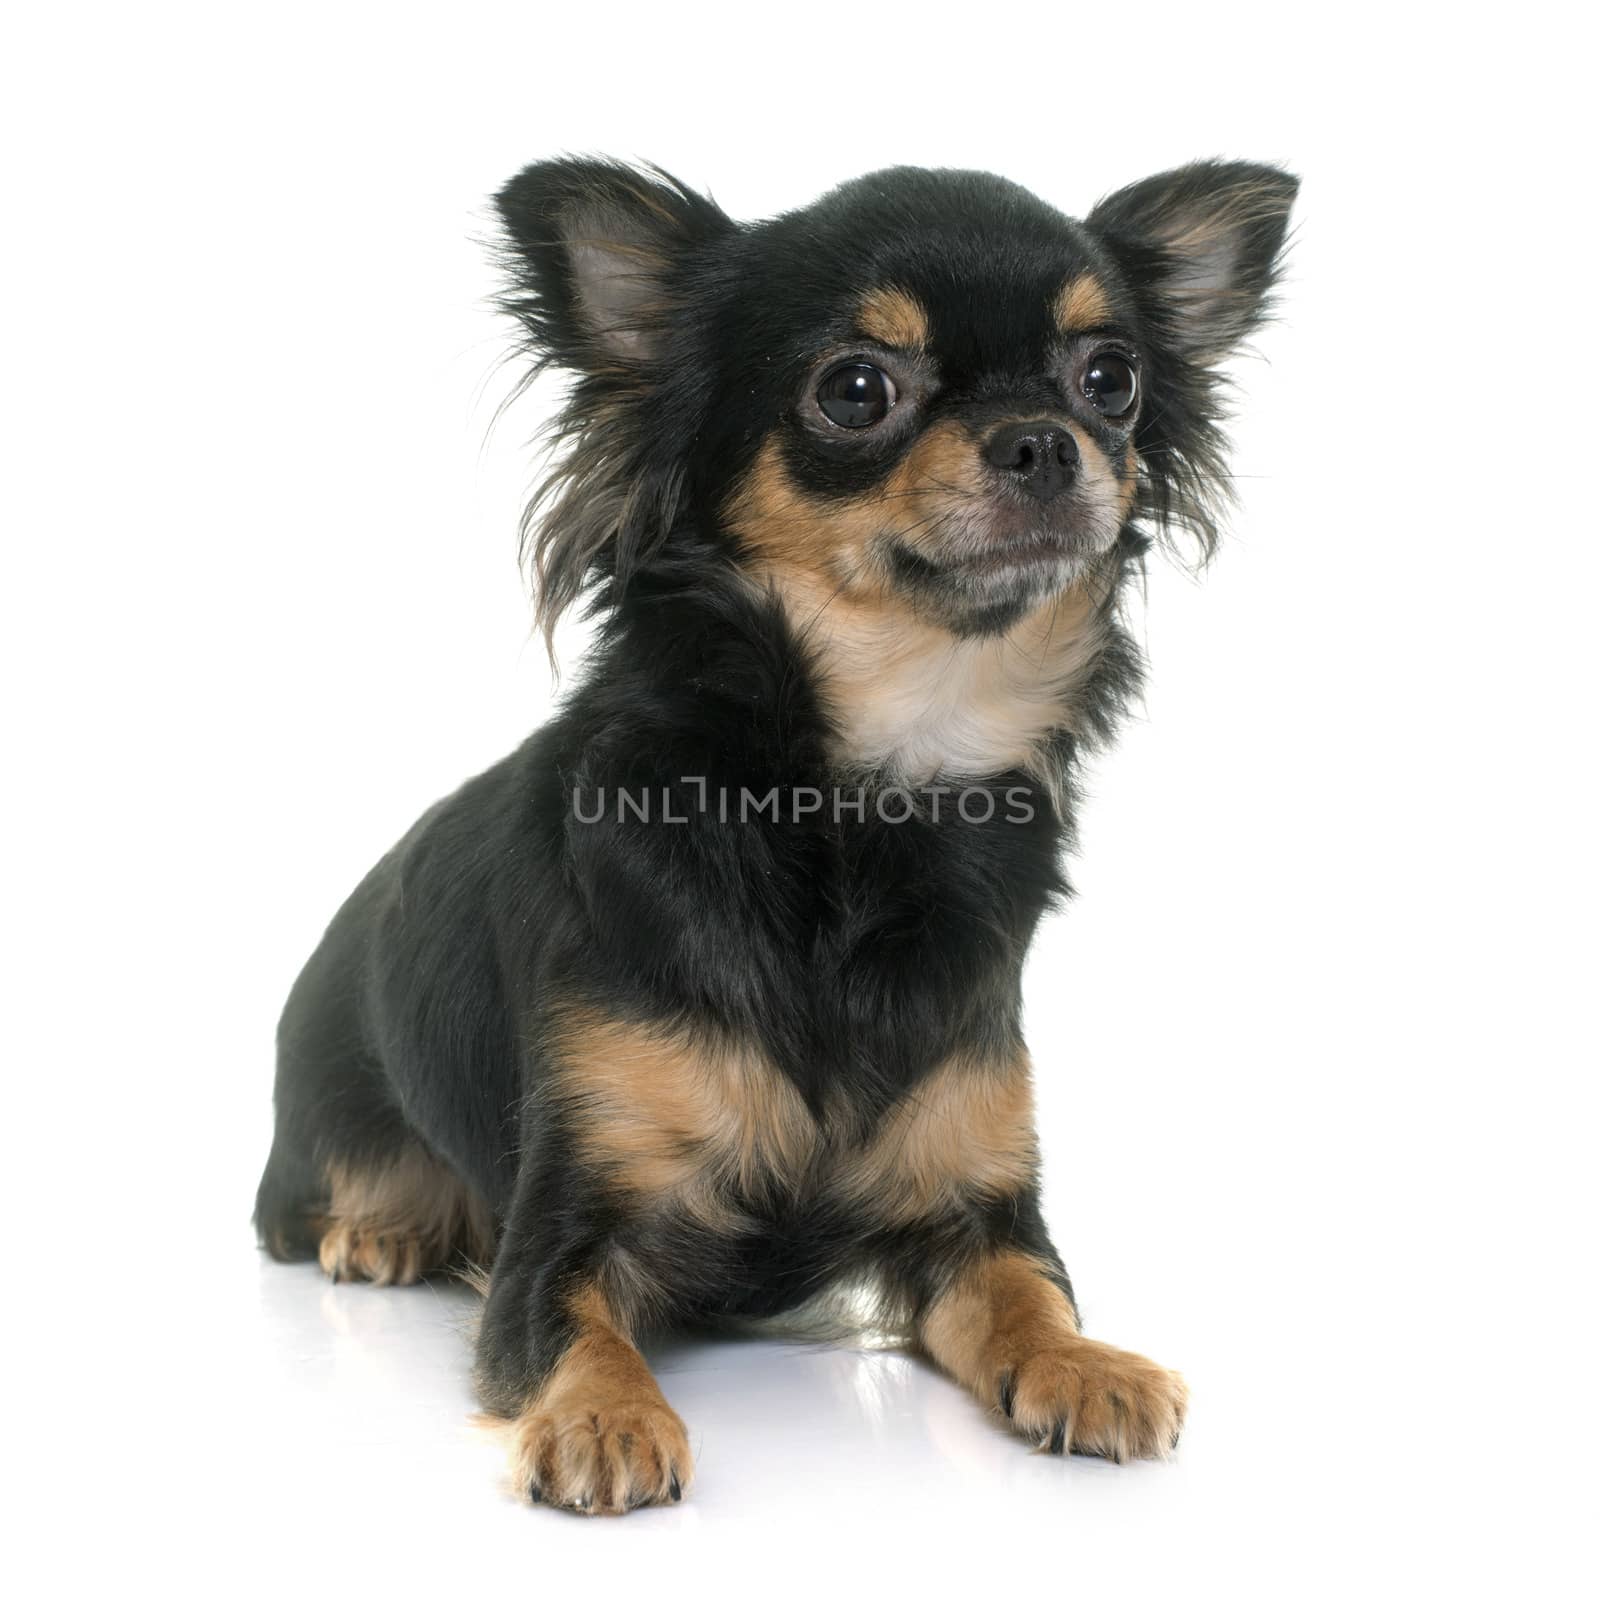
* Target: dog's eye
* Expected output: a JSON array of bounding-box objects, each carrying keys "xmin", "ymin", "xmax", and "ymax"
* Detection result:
[
  {"xmin": 816, "ymin": 364, "xmax": 898, "ymax": 429},
  {"xmin": 1083, "ymin": 353, "xmax": 1138, "ymax": 418}
]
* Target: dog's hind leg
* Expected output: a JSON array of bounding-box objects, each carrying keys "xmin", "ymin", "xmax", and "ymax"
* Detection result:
[
  {"xmin": 255, "ymin": 1050, "xmax": 495, "ymax": 1285},
  {"xmin": 318, "ymin": 1144, "xmax": 493, "ymax": 1285},
  {"xmin": 255, "ymin": 1050, "xmax": 495, "ymax": 1286},
  {"xmin": 253, "ymin": 887, "xmax": 495, "ymax": 1285}
]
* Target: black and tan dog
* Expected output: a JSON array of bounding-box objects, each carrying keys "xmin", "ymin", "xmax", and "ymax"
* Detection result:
[{"xmin": 256, "ymin": 156, "xmax": 1296, "ymax": 1512}]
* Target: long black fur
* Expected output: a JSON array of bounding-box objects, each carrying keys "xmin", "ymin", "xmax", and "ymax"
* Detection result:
[{"xmin": 256, "ymin": 156, "xmax": 1295, "ymax": 1441}]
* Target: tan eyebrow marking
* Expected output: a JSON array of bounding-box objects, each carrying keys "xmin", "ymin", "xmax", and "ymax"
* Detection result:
[
  {"xmin": 855, "ymin": 285, "xmax": 930, "ymax": 349},
  {"xmin": 1054, "ymin": 274, "xmax": 1113, "ymax": 334}
]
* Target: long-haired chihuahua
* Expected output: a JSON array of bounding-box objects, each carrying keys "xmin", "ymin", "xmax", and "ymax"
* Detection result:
[{"xmin": 256, "ymin": 155, "xmax": 1297, "ymax": 1512}]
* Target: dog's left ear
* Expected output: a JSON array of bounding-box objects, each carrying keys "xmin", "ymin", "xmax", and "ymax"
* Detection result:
[
  {"xmin": 495, "ymin": 157, "xmax": 734, "ymax": 374},
  {"xmin": 1088, "ymin": 160, "xmax": 1298, "ymax": 362}
]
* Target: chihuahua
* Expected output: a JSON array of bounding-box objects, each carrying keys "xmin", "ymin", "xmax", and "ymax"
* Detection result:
[{"xmin": 256, "ymin": 156, "xmax": 1296, "ymax": 1512}]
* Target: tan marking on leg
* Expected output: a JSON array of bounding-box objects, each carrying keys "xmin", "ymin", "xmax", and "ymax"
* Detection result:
[
  {"xmin": 507, "ymin": 1285, "xmax": 692, "ymax": 1514},
  {"xmin": 920, "ymin": 1251, "xmax": 1188, "ymax": 1462},
  {"xmin": 1054, "ymin": 274, "xmax": 1112, "ymax": 334},
  {"xmin": 549, "ymin": 1008, "xmax": 818, "ymax": 1220},
  {"xmin": 840, "ymin": 1052, "xmax": 1038, "ymax": 1224},
  {"xmin": 317, "ymin": 1145, "xmax": 494, "ymax": 1286},
  {"xmin": 855, "ymin": 285, "xmax": 929, "ymax": 349}
]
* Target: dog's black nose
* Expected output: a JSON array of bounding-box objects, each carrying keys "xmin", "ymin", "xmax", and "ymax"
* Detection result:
[{"xmin": 985, "ymin": 420, "xmax": 1079, "ymax": 501}]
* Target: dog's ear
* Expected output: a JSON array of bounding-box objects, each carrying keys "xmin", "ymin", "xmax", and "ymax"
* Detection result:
[
  {"xmin": 1088, "ymin": 161, "xmax": 1298, "ymax": 362},
  {"xmin": 493, "ymin": 160, "xmax": 734, "ymax": 649},
  {"xmin": 495, "ymin": 157, "xmax": 733, "ymax": 373}
]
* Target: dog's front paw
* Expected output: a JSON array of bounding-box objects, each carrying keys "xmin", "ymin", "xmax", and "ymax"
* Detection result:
[
  {"xmin": 997, "ymin": 1336, "xmax": 1188, "ymax": 1462},
  {"xmin": 510, "ymin": 1393, "xmax": 692, "ymax": 1514}
]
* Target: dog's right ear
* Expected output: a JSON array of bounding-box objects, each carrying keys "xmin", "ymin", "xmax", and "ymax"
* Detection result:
[
  {"xmin": 494, "ymin": 157, "xmax": 734, "ymax": 375},
  {"xmin": 493, "ymin": 160, "xmax": 735, "ymax": 648}
]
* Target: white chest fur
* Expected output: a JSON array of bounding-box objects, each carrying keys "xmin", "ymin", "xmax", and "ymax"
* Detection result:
[{"xmin": 773, "ymin": 575, "xmax": 1110, "ymax": 782}]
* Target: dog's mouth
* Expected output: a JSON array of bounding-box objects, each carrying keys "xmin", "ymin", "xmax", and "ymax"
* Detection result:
[
  {"xmin": 885, "ymin": 513, "xmax": 1107, "ymax": 582},
  {"xmin": 900, "ymin": 490, "xmax": 1118, "ymax": 568},
  {"xmin": 874, "ymin": 498, "xmax": 1119, "ymax": 634},
  {"xmin": 940, "ymin": 534, "xmax": 1078, "ymax": 574}
]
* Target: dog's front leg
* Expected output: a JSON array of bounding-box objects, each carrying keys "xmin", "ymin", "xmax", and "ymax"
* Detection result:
[
  {"xmin": 919, "ymin": 1247, "xmax": 1188, "ymax": 1462},
  {"xmin": 477, "ymin": 1256, "xmax": 692, "ymax": 1514}
]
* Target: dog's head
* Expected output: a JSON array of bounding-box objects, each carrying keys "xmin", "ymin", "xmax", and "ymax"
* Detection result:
[{"xmin": 495, "ymin": 158, "xmax": 1296, "ymax": 642}]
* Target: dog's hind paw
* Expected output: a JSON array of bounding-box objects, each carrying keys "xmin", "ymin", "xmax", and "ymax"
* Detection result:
[{"xmin": 317, "ymin": 1222, "xmax": 427, "ymax": 1286}]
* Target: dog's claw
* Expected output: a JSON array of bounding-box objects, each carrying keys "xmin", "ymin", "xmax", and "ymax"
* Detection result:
[
  {"xmin": 998, "ymin": 1372, "xmax": 1015, "ymax": 1418},
  {"xmin": 669, "ymin": 1469, "xmax": 682, "ymax": 1502},
  {"xmin": 1047, "ymin": 1418, "xmax": 1067, "ymax": 1455}
]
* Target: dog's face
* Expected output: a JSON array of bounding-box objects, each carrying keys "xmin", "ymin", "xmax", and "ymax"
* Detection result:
[
  {"xmin": 717, "ymin": 173, "xmax": 1146, "ymax": 636},
  {"xmin": 496, "ymin": 159, "xmax": 1296, "ymax": 639}
]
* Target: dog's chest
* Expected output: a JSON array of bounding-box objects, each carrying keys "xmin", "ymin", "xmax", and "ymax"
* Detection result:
[
  {"xmin": 836, "ymin": 629, "xmax": 1097, "ymax": 780},
  {"xmin": 563, "ymin": 1022, "xmax": 1036, "ymax": 1232},
  {"xmin": 795, "ymin": 584, "xmax": 1109, "ymax": 782}
]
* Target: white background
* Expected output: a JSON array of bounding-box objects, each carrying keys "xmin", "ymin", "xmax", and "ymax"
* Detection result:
[{"xmin": 6, "ymin": 4, "xmax": 1595, "ymax": 1596}]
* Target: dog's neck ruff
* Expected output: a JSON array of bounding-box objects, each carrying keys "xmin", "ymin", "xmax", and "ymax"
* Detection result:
[{"xmin": 762, "ymin": 568, "xmax": 1110, "ymax": 783}]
